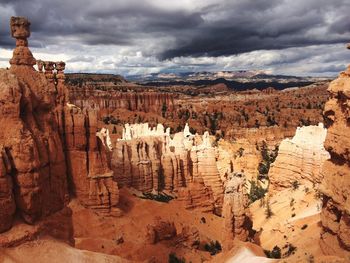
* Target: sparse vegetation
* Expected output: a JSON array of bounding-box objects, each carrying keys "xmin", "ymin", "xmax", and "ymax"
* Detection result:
[
  {"xmin": 283, "ymin": 243, "xmax": 297, "ymax": 257},
  {"xmin": 265, "ymin": 199, "xmax": 273, "ymax": 218},
  {"xmin": 301, "ymin": 224, "xmax": 308, "ymax": 230},
  {"xmin": 140, "ymin": 192, "xmax": 174, "ymax": 203},
  {"xmin": 237, "ymin": 147, "xmax": 245, "ymax": 158},
  {"xmin": 257, "ymin": 141, "xmax": 278, "ymax": 177},
  {"xmin": 248, "ymin": 180, "xmax": 267, "ymax": 203},
  {"xmin": 292, "ymin": 180, "xmax": 300, "ymax": 190},
  {"xmin": 102, "ymin": 115, "xmax": 120, "ymax": 125},
  {"xmin": 204, "ymin": 240, "xmax": 222, "ymax": 255},
  {"xmin": 290, "ymin": 198, "xmax": 295, "ymax": 207},
  {"xmin": 264, "ymin": 245, "xmax": 281, "ymax": 259},
  {"xmin": 169, "ymin": 253, "xmax": 185, "ymax": 263}
]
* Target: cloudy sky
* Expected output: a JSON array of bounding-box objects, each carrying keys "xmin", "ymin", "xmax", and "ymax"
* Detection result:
[{"xmin": 0, "ymin": 0, "xmax": 350, "ymax": 77}]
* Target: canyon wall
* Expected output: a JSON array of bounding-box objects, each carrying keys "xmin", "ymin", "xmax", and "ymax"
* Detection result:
[
  {"xmin": 111, "ymin": 123, "xmax": 224, "ymax": 213},
  {"xmin": 69, "ymin": 84, "xmax": 175, "ymax": 114},
  {"xmin": 62, "ymin": 107, "xmax": 119, "ymax": 215},
  {"xmin": 269, "ymin": 123, "xmax": 329, "ymax": 192},
  {"xmin": 320, "ymin": 62, "xmax": 350, "ymax": 256},
  {"xmin": 0, "ymin": 17, "xmax": 68, "ymax": 232},
  {"xmin": 111, "ymin": 122, "xmax": 253, "ymax": 239},
  {"xmin": 0, "ymin": 17, "xmax": 119, "ymax": 234}
]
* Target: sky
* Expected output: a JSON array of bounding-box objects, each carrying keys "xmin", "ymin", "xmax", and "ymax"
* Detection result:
[{"xmin": 0, "ymin": 0, "xmax": 350, "ymax": 77}]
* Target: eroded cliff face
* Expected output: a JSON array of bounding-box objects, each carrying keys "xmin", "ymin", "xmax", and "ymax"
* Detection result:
[
  {"xmin": 269, "ymin": 123, "xmax": 329, "ymax": 193},
  {"xmin": 111, "ymin": 123, "xmax": 225, "ymax": 213},
  {"xmin": 0, "ymin": 24, "xmax": 68, "ymax": 231},
  {"xmin": 110, "ymin": 122, "xmax": 253, "ymax": 241},
  {"xmin": 63, "ymin": 107, "xmax": 119, "ymax": 215},
  {"xmin": 69, "ymin": 84, "xmax": 175, "ymax": 115},
  {"xmin": 320, "ymin": 63, "xmax": 350, "ymax": 257},
  {"xmin": 222, "ymin": 175, "xmax": 251, "ymax": 249},
  {"xmin": 0, "ymin": 17, "xmax": 119, "ymax": 234}
]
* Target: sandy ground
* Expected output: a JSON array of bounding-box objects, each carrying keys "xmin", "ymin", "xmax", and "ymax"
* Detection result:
[
  {"xmin": 250, "ymin": 187, "xmax": 324, "ymax": 262},
  {"xmin": 0, "ymin": 185, "xmax": 327, "ymax": 263},
  {"xmin": 225, "ymin": 247, "xmax": 276, "ymax": 263},
  {"xmin": 70, "ymin": 187, "xmax": 229, "ymax": 262},
  {"xmin": 0, "ymin": 238, "xmax": 129, "ymax": 263}
]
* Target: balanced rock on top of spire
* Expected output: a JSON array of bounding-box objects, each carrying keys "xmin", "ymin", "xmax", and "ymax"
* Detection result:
[{"xmin": 9, "ymin": 16, "xmax": 36, "ymax": 67}]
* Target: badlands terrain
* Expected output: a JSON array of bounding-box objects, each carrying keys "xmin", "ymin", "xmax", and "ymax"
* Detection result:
[{"xmin": 1, "ymin": 16, "xmax": 350, "ymax": 263}]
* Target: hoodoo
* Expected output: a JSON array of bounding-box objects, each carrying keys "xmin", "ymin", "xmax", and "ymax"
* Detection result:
[{"xmin": 1, "ymin": 13, "xmax": 350, "ymax": 263}]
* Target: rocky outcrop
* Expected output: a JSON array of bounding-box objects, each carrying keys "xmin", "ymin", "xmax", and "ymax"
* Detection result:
[
  {"xmin": 0, "ymin": 17, "xmax": 120, "ymax": 234},
  {"xmin": 112, "ymin": 123, "xmax": 224, "ymax": 213},
  {"xmin": 319, "ymin": 58, "xmax": 350, "ymax": 257},
  {"xmin": 146, "ymin": 217, "xmax": 177, "ymax": 244},
  {"xmin": 9, "ymin": 17, "xmax": 36, "ymax": 67},
  {"xmin": 177, "ymin": 178, "xmax": 215, "ymax": 213},
  {"xmin": 173, "ymin": 226, "xmax": 200, "ymax": 249},
  {"xmin": 269, "ymin": 123, "xmax": 329, "ymax": 192},
  {"xmin": 0, "ymin": 17, "xmax": 68, "ymax": 232},
  {"xmin": 222, "ymin": 175, "xmax": 251, "ymax": 248},
  {"xmin": 0, "ymin": 147, "xmax": 16, "ymax": 233},
  {"xmin": 63, "ymin": 108, "xmax": 119, "ymax": 215}
]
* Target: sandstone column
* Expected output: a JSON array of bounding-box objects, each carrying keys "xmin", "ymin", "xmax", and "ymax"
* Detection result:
[{"xmin": 9, "ymin": 16, "xmax": 36, "ymax": 68}]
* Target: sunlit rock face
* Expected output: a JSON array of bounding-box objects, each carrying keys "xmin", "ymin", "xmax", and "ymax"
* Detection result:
[
  {"xmin": 319, "ymin": 60, "xmax": 350, "ymax": 257},
  {"xmin": 222, "ymin": 174, "xmax": 251, "ymax": 249},
  {"xmin": 269, "ymin": 123, "xmax": 329, "ymax": 193},
  {"xmin": 0, "ymin": 17, "xmax": 67, "ymax": 232},
  {"xmin": 112, "ymin": 123, "xmax": 225, "ymax": 213},
  {"xmin": 0, "ymin": 16, "xmax": 120, "ymax": 234}
]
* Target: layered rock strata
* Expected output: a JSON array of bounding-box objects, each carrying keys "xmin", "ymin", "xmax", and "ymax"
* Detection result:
[
  {"xmin": 269, "ymin": 123, "xmax": 329, "ymax": 192},
  {"xmin": 112, "ymin": 123, "xmax": 224, "ymax": 212},
  {"xmin": 0, "ymin": 17, "xmax": 119, "ymax": 234},
  {"xmin": 63, "ymin": 108, "xmax": 119, "ymax": 215},
  {"xmin": 319, "ymin": 57, "xmax": 350, "ymax": 256},
  {"xmin": 0, "ymin": 17, "xmax": 68, "ymax": 232},
  {"xmin": 69, "ymin": 85, "xmax": 175, "ymax": 114}
]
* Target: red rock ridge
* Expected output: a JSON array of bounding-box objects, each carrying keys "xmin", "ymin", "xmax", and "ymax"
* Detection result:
[{"xmin": 320, "ymin": 51, "xmax": 350, "ymax": 257}]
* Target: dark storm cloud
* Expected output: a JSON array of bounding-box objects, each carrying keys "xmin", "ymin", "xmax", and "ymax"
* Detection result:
[
  {"xmin": 1, "ymin": 0, "xmax": 350, "ymax": 55},
  {"xmin": 0, "ymin": 0, "xmax": 203, "ymax": 48},
  {"xmin": 161, "ymin": 0, "xmax": 350, "ymax": 59},
  {"xmin": 0, "ymin": 0, "xmax": 350, "ymax": 75}
]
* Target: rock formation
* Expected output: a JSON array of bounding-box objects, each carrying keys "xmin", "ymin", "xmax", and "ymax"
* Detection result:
[
  {"xmin": 222, "ymin": 174, "xmax": 251, "ymax": 248},
  {"xmin": 9, "ymin": 17, "xmax": 36, "ymax": 67},
  {"xmin": 112, "ymin": 123, "xmax": 224, "ymax": 212},
  {"xmin": 269, "ymin": 123, "xmax": 329, "ymax": 192},
  {"xmin": 173, "ymin": 226, "xmax": 200, "ymax": 249},
  {"xmin": 146, "ymin": 217, "xmax": 177, "ymax": 244},
  {"xmin": 0, "ymin": 17, "xmax": 120, "ymax": 234},
  {"xmin": 63, "ymin": 108, "xmax": 119, "ymax": 215},
  {"xmin": 0, "ymin": 17, "xmax": 68, "ymax": 231},
  {"xmin": 69, "ymin": 85, "xmax": 175, "ymax": 115},
  {"xmin": 319, "ymin": 50, "xmax": 350, "ymax": 257},
  {"xmin": 177, "ymin": 178, "xmax": 215, "ymax": 213}
]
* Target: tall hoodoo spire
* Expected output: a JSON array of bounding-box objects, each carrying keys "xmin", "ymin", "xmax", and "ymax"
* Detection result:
[{"xmin": 9, "ymin": 16, "xmax": 36, "ymax": 67}]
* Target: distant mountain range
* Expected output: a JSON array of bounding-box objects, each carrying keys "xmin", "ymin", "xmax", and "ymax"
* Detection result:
[{"xmin": 127, "ymin": 70, "xmax": 331, "ymax": 91}]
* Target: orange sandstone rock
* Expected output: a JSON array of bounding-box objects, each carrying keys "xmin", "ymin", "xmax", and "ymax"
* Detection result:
[{"xmin": 319, "ymin": 49, "xmax": 350, "ymax": 257}]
